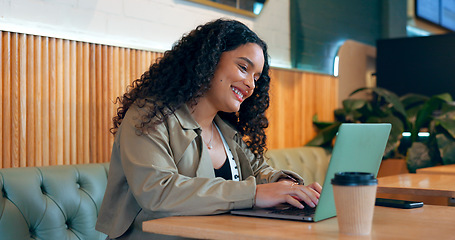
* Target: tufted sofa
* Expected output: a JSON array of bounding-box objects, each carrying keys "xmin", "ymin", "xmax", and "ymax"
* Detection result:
[
  {"xmin": 0, "ymin": 146, "xmax": 330, "ymax": 240},
  {"xmin": 0, "ymin": 163, "xmax": 109, "ymax": 240},
  {"xmin": 266, "ymin": 146, "xmax": 331, "ymax": 184}
]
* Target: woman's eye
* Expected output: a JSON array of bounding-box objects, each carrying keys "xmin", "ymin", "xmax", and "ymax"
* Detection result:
[{"xmin": 238, "ymin": 64, "xmax": 247, "ymax": 72}]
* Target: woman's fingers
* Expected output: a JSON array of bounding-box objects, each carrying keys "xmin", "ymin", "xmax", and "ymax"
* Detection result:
[
  {"xmin": 289, "ymin": 188, "xmax": 316, "ymax": 207},
  {"xmin": 288, "ymin": 182, "xmax": 321, "ymax": 208},
  {"xmin": 308, "ymin": 182, "xmax": 323, "ymax": 194},
  {"xmin": 254, "ymin": 181, "xmax": 323, "ymax": 209},
  {"xmin": 285, "ymin": 194, "xmax": 304, "ymax": 209}
]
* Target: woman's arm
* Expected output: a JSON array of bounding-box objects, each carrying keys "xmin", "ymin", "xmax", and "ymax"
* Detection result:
[
  {"xmin": 117, "ymin": 109, "xmax": 256, "ymax": 216},
  {"xmin": 236, "ymin": 139, "xmax": 322, "ymax": 209}
]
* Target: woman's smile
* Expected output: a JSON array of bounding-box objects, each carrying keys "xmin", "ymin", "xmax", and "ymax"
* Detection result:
[{"xmin": 232, "ymin": 86, "xmax": 245, "ymax": 102}]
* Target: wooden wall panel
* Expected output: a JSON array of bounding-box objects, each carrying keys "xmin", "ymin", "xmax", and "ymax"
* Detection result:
[
  {"xmin": 267, "ymin": 68, "xmax": 338, "ymax": 149},
  {"xmin": 0, "ymin": 31, "xmax": 164, "ymax": 168},
  {"xmin": 0, "ymin": 30, "xmax": 338, "ymax": 168}
]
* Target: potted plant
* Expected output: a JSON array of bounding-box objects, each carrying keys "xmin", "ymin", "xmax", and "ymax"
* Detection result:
[{"xmin": 307, "ymin": 87, "xmax": 455, "ymax": 173}]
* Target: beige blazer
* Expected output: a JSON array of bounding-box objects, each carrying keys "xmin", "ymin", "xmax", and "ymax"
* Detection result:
[{"xmin": 96, "ymin": 104, "xmax": 303, "ymax": 239}]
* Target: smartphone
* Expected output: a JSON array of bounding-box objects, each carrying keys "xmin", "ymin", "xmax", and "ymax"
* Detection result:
[{"xmin": 375, "ymin": 198, "xmax": 424, "ymax": 209}]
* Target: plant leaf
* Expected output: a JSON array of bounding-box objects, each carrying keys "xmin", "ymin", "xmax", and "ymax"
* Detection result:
[
  {"xmin": 406, "ymin": 142, "xmax": 434, "ymax": 173},
  {"xmin": 434, "ymin": 93, "xmax": 453, "ymax": 102},
  {"xmin": 312, "ymin": 114, "xmax": 336, "ymax": 130},
  {"xmin": 305, "ymin": 122, "xmax": 341, "ymax": 147},
  {"xmin": 370, "ymin": 87, "xmax": 407, "ymax": 118},
  {"xmin": 400, "ymin": 93, "xmax": 429, "ymax": 109},
  {"xmin": 349, "ymin": 87, "xmax": 369, "ymax": 96},
  {"xmin": 342, "ymin": 99, "xmax": 368, "ymax": 122},
  {"xmin": 413, "ymin": 94, "xmax": 450, "ymax": 141},
  {"xmin": 342, "ymin": 99, "xmax": 368, "ymax": 112},
  {"xmin": 435, "ymin": 133, "xmax": 455, "ymax": 165},
  {"xmin": 434, "ymin": 117, "xmax": 455, "ymax": 139}
]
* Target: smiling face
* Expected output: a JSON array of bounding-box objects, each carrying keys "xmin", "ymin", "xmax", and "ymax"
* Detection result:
[{"xmin": 203, "ymin": 43, "xmax": 265, "ymax": 113}]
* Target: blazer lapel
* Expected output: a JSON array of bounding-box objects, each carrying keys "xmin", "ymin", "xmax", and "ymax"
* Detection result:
[
  {"xmin": 195, "ymin": 135, "xmax": 216, "ymax": 178},
  {"xmin": 173, "ymin": 105, "xmax": 215, "ymax": 178}
]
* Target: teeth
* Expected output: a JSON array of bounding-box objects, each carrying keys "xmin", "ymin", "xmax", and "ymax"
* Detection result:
[{"xmin": 232, "ymin": 87, "xmax": 244, "ymax": 99}]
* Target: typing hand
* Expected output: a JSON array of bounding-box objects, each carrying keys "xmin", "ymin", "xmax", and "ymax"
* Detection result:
[{"xmin": 255, "ymin": 181, "xmax": 322, "ymax": 209}]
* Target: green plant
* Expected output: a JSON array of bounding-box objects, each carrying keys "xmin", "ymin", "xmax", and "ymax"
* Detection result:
[{"xmin": 307, "ymin": 87, "xmax": 455, "ymax": 172}]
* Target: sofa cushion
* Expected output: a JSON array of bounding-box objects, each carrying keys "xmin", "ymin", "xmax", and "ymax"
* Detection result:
[
  {"xmin": 265, "ymin": 146, "xmax": 331, "ymax": 185},
  {"xmin": 0, "ymin": 163, "xmax": 109, "ymax": 240}
]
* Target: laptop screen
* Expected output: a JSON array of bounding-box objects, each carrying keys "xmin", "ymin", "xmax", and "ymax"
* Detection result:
[{"xmin": 313, "ymin": 123, "xmax": 391, "ymax": 221}]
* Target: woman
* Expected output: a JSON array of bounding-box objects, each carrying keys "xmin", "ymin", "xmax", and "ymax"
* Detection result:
[{"xmin": 96, "ymin": 19, "xmax": 322, "ymax": 239}]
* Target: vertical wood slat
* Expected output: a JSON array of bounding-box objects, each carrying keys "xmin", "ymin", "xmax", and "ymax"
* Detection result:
[
  {"xmin": 3, "ymin": 31, "xmax": 12, "ymax": 168},
  {"xmin": 63, "ymin": 39, "xmax": 70, "ymax": 165},
  {"xmin": 102, "ymin": 45, "xmax": 109, "ymax": 164},
  {"xmin": 96, "ymin": 45, "xmax": 103, "ymax": 165},
  {"xmin": 57, "ymin": 38, "xmax": 64, "ymax": 165},
  {"xmin": 107, "ymin": 47, "xmax": 115, "ymax": 160},
  {"xmin": 34, "ymin": 36, "xmax": 43, "ymax": 167},
  {"xmin": 0, "ymin": 30, "xmax": 335, "ymax": 168},
  {"xmin": 89, "ymin": 44, "xmax": 96, "ymax": 164},
  {"xmin": 76, "ymin": 41, "xmax": 83, "ymax": 166},
  {"xmin": 19, "ymin": 33, "xmax": 27, "ymax": 167},
  {"xmin": 82, "ymin": 42, "xmax": 90, "ymax": 164},
  {"xmin": 55, "ymin": 38, "xmax": 61, "ymax": 164},
  {"xmin": 56, "ymin": 38, "xmax": 64, "ymax": 166},
  {"xmin": 26, "ymin": 34, "xmax": 35, "ymax": 167},
  {"xmin": 3, "ymin": 32, "xmax": 12, "ymax": 168},
  {"xmin": 5, "ymin": 32, "xmax": 11, "ymax": 168},
  {"xmin": 70, "ymin": 41, "xmax": 77, "ymax": 165},
  {"xmin": 49, "ymin": 37, "xmax": 56, "ymax": 166},
  {"xmin": 42, "ymin": 37, "xmax": 50, "ymax": 166},
  {"xmin": 112, "ymin": 47, "xmax": 120, "ymax": 158},
  {"xmin": 11, "ymin": 33, "xmax": 19, "ymax": 167}
]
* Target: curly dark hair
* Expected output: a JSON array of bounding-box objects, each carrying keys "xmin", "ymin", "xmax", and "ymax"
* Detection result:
[{"xmin": 112, "ymin": 18, "xmax": 271, "ymax": 158}]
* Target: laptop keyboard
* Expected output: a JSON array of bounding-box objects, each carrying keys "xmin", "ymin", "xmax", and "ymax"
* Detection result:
[{"xmin": 269, "ymin": 205, "xmax": 316, "ymax": 216}]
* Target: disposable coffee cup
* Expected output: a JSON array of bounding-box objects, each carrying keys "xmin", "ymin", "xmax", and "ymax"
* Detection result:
[{"xmin": 331, "ymin": 172, "xmax": 377, "ymax": 235}]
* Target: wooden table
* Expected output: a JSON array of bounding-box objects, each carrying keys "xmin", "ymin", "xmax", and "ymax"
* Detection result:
[
  {"xmin": 416, "ymin": 164, "xmax": 455, "ymax": 175},
  {"xmin": 143, "ymin": 205, "xmax": 455, "ymax": 239},
  {"xmin": 377, "ymin": 173, "xmax": 455, "ymax": 198}
]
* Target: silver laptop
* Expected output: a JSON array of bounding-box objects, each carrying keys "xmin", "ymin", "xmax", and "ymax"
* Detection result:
[{"xmin": 231, "ymin": 123, "xmax": 392, "ymax": 222}]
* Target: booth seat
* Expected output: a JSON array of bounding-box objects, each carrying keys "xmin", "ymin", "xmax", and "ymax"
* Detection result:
[
  {"xmin": 0, "ymin": 163, "xmax": 109, "ymax": 240},
  {"xmin": 266, "ymin": 146, "xmax": 331, "ymax": 184},
  {"xmin": 0, "ymin": 146, "xmax": 330, "ymax": 240}
]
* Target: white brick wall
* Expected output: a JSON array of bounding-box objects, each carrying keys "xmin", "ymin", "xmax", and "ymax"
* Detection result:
[
  {"xmin": 0, "ymin": 0, "xmax": 291, "ymax": 68},
  {"xmin": 255, "ymin": 0, "xmax": 291, "ymax": 68}
]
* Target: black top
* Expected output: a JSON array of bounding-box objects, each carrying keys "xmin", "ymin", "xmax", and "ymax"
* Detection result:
[{"xmin": 214, "ymin": 157, "xmax": 232, "ymax": 180}]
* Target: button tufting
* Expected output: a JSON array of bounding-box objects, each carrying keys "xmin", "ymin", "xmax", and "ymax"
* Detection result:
[
  {"xmin": 76, "ymin": 183, "xmax": 80, "ymax": 188},
  {"xmin": 29, "ymin": 227, "xmax": 36, "ymax": 239},
  {"xmin": 40, "ymin": 185, "xmax": 46, "ymax": 194}
]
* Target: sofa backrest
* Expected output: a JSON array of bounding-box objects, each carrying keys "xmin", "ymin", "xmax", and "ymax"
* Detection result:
[
  {"xmin": 265, "ymin": 146, "xmax": 331, "ymax": 185},
  {"xmin": 0, "ymin": 163, "xmax": 109, "ymax": 240}
]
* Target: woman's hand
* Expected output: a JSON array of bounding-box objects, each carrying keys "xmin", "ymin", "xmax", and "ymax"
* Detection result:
[{"xmin": 254, "ymin": 181, "xmax": 322, "ymax": 209}]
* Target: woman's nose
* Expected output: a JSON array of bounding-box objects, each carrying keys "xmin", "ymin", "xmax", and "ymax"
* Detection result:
[{"xmin": 245, "ymin": 74, "xmax": 255, "ymax": 90}]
